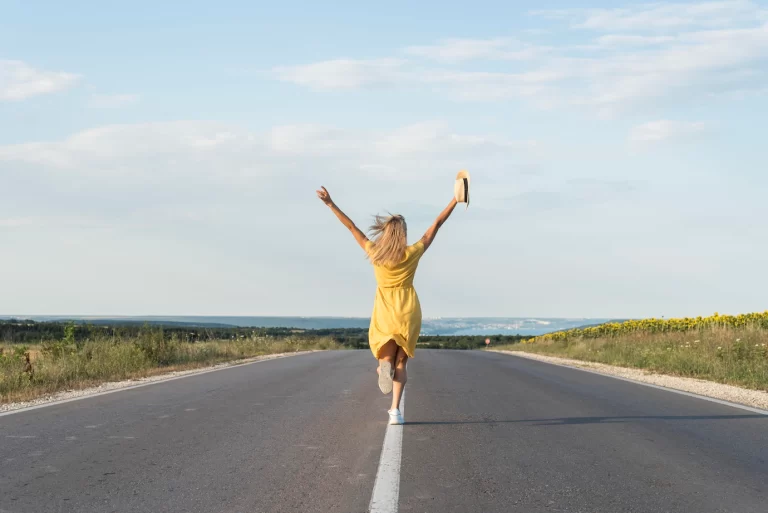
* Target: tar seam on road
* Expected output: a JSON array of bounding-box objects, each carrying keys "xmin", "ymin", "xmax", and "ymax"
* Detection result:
[
  {"xmin": 0, "ymin": 352, "xmax": 311, "ymax": 418},
  {"xmin": 503, "ymin": 352, "xmax": 768, "ymax": 416},
  {"xmin": 369, "ymin": 390, "xmax": 405, "ymax": 513}
]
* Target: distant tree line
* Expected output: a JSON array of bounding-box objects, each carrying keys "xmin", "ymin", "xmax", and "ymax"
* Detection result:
[{"xmin": 0, "ymin": 319, "xmax": 526, "ymax": 349}]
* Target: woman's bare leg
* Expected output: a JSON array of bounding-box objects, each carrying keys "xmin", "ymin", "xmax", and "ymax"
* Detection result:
[
  {"xmin": 391, "ymin": 346, "xmax": 408, "ymax": 411},
  {"xmin": 377, "ymin": 340, "xmax": 398, "ymax": 371},
  {"xmin": 376, "ymin": 340, "xmax": 398, "ymax": 393}
]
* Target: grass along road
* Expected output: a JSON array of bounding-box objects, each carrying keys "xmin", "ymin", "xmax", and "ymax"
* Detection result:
[
  {"xmin": 1, "ymin": 329, "xmax": 340, "ymax": 404},
  {"xmin": 497, "ymin": 317, "xmax": 768, "ymax": 392}
]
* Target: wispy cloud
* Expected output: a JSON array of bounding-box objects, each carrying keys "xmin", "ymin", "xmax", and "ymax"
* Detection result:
[
  {"xmin": 268, "ymin": 124, "xmax": 358, "ymax": 155},
  {"xmin": 267, "ymin": 121, "xmax": 537, "ymax": 162},
  {"xmin": 595, "ymin": 34, "xmax": 677, "ymax": 46},
  {"xmin": 629, "ymin": 120, "xmax": 708, "ymax": 144},
  {"xmin": 273, "ymin": 58, "xmax": 406, "ymax": 90},
  {"xmin": 373, "ymin": 121, "xmax": 537, "ymax": 156},
  {"xmin": 404, "ymin": 38, "xmax": 547, "ymax": 62},
  {"xmin": 0, "ymin": 59, "xmax": 79, "ymax": 101},
  {"xmin": 0, "ymin": 120, "xmax": 539, "ymax": 182},
  {"xmin": 533, "ymin": 1, "xmax": 766, "ymax": 31},
  {"xmin": 0, "ymin": 216, "xmax": 108, "ymax": 229},
  {"xmin": 88, "ymin": 93, "xmax": 140, "ymax": 108},
  {"xmin": 0, "ymin": 217, "xmax": 34, "ymax": 228},
  {"xmin": 275, "ymin": 59, "xmax": 566, "ymax": 105},
  {"xmin": 0, "ymin": 121, "xmax": 264, "ymax": 173},
  {"xmin": 274, "ymin": 2, "xmax": 768, "ymax": 117}
]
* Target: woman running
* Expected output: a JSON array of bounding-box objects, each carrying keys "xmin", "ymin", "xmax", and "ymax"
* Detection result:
[{"xmin": 316, "ymin": 185, "xmax": 459, "ymax": 425}]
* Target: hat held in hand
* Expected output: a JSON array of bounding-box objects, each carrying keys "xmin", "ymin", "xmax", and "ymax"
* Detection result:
[{"xmin": 453, "ymin": 170, "xmax": 470, "ymax": 209}]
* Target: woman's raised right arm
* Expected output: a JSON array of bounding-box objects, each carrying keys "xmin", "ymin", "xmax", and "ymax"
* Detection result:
[
  {"xmin": 420, "ymin": 198, "xmax": 458, "ymax": 251},
  {"xmin": 317, "ymin": 186, "xmax": 369, "ymax": 250}
]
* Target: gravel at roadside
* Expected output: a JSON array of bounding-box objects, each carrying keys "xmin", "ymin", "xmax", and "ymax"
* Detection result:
[
  {"xmin": 1, "ymin": 350, "xmax": 320, "ymax": 414},
  {"xmin": 492, "ymin": 350, "xmax": 768, "ymax": 411}
]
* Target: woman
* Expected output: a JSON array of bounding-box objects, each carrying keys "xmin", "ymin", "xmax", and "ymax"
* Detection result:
[{"xmin": 316, "ymin": 186, "xmax": 458, "ymax": 425}]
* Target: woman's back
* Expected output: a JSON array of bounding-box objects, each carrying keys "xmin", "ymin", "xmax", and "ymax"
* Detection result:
[{"xmin": 366, "ymin": 240, "xmax": 425, "ymax": 289}]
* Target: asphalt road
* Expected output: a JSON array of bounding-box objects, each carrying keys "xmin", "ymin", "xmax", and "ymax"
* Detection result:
[{"xmin": 1, "ymin": 350, "xmax": 766, "ymax": 513}]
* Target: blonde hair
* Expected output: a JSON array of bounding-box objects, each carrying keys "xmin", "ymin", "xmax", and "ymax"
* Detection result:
[{"xmin": 367, "ymin": 214, "xmax": 407, "ymax": 267}]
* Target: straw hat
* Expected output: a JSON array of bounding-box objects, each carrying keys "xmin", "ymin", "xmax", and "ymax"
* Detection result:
[{"xmin": 453, "ymin": 170, "xmax": 470, "ymax": 209}]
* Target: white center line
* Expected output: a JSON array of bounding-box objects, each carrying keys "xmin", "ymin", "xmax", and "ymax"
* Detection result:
[{"xmin": 368, "ymin": 391, "xmax": 405, "ymax": 513}]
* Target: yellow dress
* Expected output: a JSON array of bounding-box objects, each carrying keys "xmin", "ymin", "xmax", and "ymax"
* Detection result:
[{"xmin": 365, "ymin": 240, "xmax": 426, "ymax": 359}]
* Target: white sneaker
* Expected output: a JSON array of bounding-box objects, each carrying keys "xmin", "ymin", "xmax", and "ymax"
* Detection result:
[
  {"xmin": 378, "ymin": 360, "xmax": 394, "ymax": 394},
  {"xmin": 388, "ymin": 408, "xmax": 404, "ymax": 425}
]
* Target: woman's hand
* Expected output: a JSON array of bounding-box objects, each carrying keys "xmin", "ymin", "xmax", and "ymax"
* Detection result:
[{"xmin": 316, "ymin": 186, "xmax": 334, "ymax": 206}]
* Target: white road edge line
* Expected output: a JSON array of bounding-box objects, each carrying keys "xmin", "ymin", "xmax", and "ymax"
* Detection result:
[
  {"xmin": 500, "ymin": 352, "xmax": 768, "ymax": 416},
  {"xmin": 0, "ymin": 352, "xmax": 316, "ymax": 418},
  {"xmin": 369, "ymin": 390, "xmax": 405, "ymax": 513}
]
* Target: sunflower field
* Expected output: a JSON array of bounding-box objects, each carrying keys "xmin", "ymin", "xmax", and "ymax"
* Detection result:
[{"xmin": 524, "ymin": 311, "xmax": 768, "ymax": 343}]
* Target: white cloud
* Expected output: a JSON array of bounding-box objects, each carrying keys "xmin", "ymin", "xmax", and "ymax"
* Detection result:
[
  {"xmin": 273, "ymin": 2, "xmax": 768, "ymax": 116},
  {"xmin": 0, "ymin": 217, "xmax": 34, "ymax": 228},
  {"xmin": 405, "ymin": 38, "xmax": 547, "ymax": 62},
  {"xmin": 0, "ymin": 216, "xmax": 108, "ymax": 229},
  {"xmin": 570, "ymin": 22, "xmax": 768, "ymax": 115},
  {"xmin": 0, "ymin": 120, "xmax": 538, "ymax": 186},
  {"xmin": 275, "ymin": 60, "xmax": 566, "ymax": 104},
  {"xmin": 373, "ymin": 121, "xmax": 537, "ymax": 155},
  {"xmin": 706, "ymin": 85, "xmax": 768, "ymax": 99},
  {"xmin": 88, "ymin": 93, "xmax": 140, "ymax": 108},
  {"xmin": 264, "ymin": 121, "xmax": 538, "ymax": 171},
  {"xmin": 629, "ymin": 120, "xmax": 708, "ymax": 144},
  {"xmin": 268, "ymin": 124, "xmax": 358, "ymax": 155},
  {"xmin": 534, "ymin": 1, "xmax": 766, "ymax": 32},
  {"xmin": 0, "ymin": 59, "xmax": 80, "ymax": 101},
  {"xmin": 0, "ymin": 121, "xmax": 261, "ymax": 171},
  {"xmin": 596, "ymin": 34, "xmax": 677, "ymax": 46},
  {"xmin": 273, "ymin": 58, "xmax": 406, "ymax": 90},
  {"xmin": 375, "ymin": 122, "xmax": 463, "ymax": 155}
]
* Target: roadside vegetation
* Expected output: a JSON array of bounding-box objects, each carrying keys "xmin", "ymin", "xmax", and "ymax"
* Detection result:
[
  {"xmin": 496, "ymin": 312, "xmax": 768, "ymax": 391},
  {"xmin": 0, "ymin": 322, "xmax": 339, "ymax": 404}
]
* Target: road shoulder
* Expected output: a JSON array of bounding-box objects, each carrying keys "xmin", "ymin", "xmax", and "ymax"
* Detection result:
[
  {"xmin": 1, "ymin": 350, "xmax": 322, "ymax": 415},
  {"xmin": 490, "ymin": 349, "xmax": 768, "ymax": 411}
]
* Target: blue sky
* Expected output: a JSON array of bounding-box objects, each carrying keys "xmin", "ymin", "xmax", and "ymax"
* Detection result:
[{"xmin": 2, "ymin": 0, "xmax": 767, "ymax": 318}]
